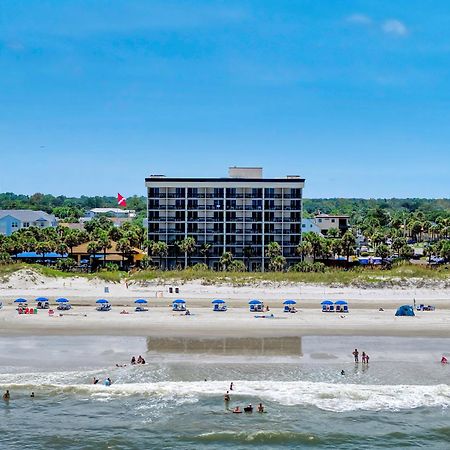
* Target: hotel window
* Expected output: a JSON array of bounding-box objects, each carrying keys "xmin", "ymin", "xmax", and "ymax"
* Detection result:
[
  {"xmin": 148, "ymin": 188, "xmax": 159, "ymax": 198},
  {"xmin": 213, "ymin": 188, "xmax": 223, "ymax": 198},
  {"xmin": 290, "ymin": 188, "xmax": 302, "ymax": 199},
  {"xmin": 264, "ymin": 188, "xmax": 275, "ymax": 198},
  {"xmin": 187, "ymin": 188, "xmax": 198, "ymax": 198},
  {"xmin": 226, "ymin": 188, "xmax": 236, "ymax": 198},
  {"xmin": 175, "ymin": 188, "xmax": 185, "ymax": 198},
  {"xmin": 252, "ymin": 188, "xmax": 262, "ymax": 198}
]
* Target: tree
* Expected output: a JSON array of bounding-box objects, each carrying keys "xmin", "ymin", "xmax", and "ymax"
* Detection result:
[
  {"xmin": 229, "ymin": 259, "xmax": 247, "ymax": 272},
  {"xmin": 117, "ymin": 238, "xmax": 133, "ymax": 268},
  {"xmin": 219, "ymin": 251, "xmax": 233, "ymax": 271},
  {"xmin": 303, "ymin": 232, "xmax": 325, "ymax": 262},
  {"xmin": 375, "ymin": 243, "xmax": 390, "ymax": 259},
  {"xmin": 95, "ymin": 230, "xmax": 112, "ymax": 267},
  {"xmin": 199, "ymin": 243, "xmax": 212, "ymax": 267},
  {"xmin": 179, "ymin": 237, "xmax": 196, "ymax": 268},
  {"xmin": 392, "ymin": 237, "xmax": 407, "ymax": 256},
  {"xmin": 269, "ymin": 255, "xmax": 286, "ymax": 272},
  {"xmin": 243, "ymin": 246, "xmax": 254, "ymax": 270},
  {"xmin": 35, "ymin": 241, "xmax": 55, "ymax": 263},
  {"xmin": 341, "ymin": 231, "xmax": 356, "ymax": 262},
  {"xmin": 265, "ymin": 241, "xmax": 282, "ymax": 259},
  {"xmin": 296, "ymin": 241, "xmax": 312, "ymax": 261},
  {"xmin": 151, "ymin": 241, "xmax": 169, "ymax": 269},
  {"xmin": 327, "ymin": 228, "xmax": 341, "ymax": 238}
]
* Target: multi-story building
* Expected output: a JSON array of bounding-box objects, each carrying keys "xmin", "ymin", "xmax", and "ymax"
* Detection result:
[
  {"xmin": 314, "ymin": 213, "xmax": 350, "ymax": 236},
  {"xmin": 145, "ymin": 167, "xmax": 305, "ymax": 271},
  {"xmin": 0, "ymin": 210, "xmax": 57, "ymax": 236}
]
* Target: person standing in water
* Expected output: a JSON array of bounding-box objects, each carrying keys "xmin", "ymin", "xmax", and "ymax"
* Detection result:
[
  {"xmin": 3, "ymin": 390, "xmax": 10, "ymax": 401},
  {"xmin": 361, "ymin": 352, "xmax": 366, "ymax": 364},
  {"xmin": 352, "ymin": 349, "xmax": 359, "ymax": 363},
  {"xmin": 230, "ymin": 382, "xmax": 234, "ymax": 391},
  {"xmin": 224, "ymin": 391, "xmax": 230, "ymax": 403}
]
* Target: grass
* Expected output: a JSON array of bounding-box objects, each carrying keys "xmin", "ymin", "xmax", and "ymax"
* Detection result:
[{"xmin": 0, "ymin": 262, "xmax": 449, "ymax": 286}]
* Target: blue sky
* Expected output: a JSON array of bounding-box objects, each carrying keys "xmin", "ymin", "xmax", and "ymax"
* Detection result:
[{"xmin": 1, "ymin": 0, "xmax": 449, "ymax": 198}]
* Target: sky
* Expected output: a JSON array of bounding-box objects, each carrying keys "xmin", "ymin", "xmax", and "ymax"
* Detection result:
[{"xmin": 1, "ymin": 0, "xmax": 449, "ymax": 198}]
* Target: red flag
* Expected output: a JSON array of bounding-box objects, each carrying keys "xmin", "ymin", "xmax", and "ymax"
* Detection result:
[{"xmin": 118, "ymin": 193, "xmax": 127, "ymax": 208}]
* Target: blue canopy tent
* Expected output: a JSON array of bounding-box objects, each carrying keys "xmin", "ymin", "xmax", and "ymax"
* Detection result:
[
  {"xmin": 249, "ymin": 299, "xmax": 263, "ymax": 312},
  {"xmin": 56, "ymin": 297, "xmax": 71, "ymax": 310},
  {"xmin": 35, "ymin": 296, "xmax": 50, "ymax": 310},
  {"xmin": 283, "ymin": 299, "xmax": 297, "ymax": 312},
  {"xmin": 96, "ymin": 299, "xmax": 111, "ymax": 311},
  {"xmin": 14, "ymin": 298, "xmax": 27, "ymax": 303},
  {"xmin": 135, "ymin": 298, "xmax": 148, "ymax": 312},
  {"xmin": 321, "ymin": 300, "xmax": 334, "ymax": 312},
  {"xmin": 334, "ymin": 300, "xmax": 349, "ymax": 313},
  {"xmin": 172, "ymin": 299, "xmax": 186, "ymax": 311},
  {"xmin": 212, "ymin": 299, "xmax": 227, "ymax": 312},
  {"xmin": 395, "ymin": 305, "xmax": 415, "ymax": 317}
]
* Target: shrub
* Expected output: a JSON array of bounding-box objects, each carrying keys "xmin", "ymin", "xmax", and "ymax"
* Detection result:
[
  {"xmin": 228, "ymin": 260, "xmax": 247, "ymax": 272},
  {"xmin": 192, "ymin": 263, "xmax": 209, "ymax": 271},
  {"xmin": 0, "ymin": 252, "xmax": 12, "ymax": 265},
  {"xmin": 289, "ymin": 261, "xmax": 328, "ymax": 273},
  {"xmin": 55, "ymin": 258, "xmax": 77, "ymax": 272},
  {"xmin": 104, "ymin": 262, "xmax": 119, "ymax": 272}
]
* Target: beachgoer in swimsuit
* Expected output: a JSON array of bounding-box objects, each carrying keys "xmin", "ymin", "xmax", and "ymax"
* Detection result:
[
  {"xmin": 137, "ymin": 356, "xmax": 143, "ymax": 364},
  {"xmin": 366, "ymin": 354, "xmax": 370, "ymax": 364},
  {"xmin": 441, "ymin": 356, "xmax": 448, "ymax": 364},
  {"xmin": 352, "ymin": 349, "xmax": 359, "ymax": 363},
  {"xmin": 3, "ymin": 390, "xmax": 10, "ymax": 401},
  {"xmin": 362, "ymin": 352, "xmax": 366, "ymax": 364},
  {"xmin": 257, "ymin": 403, "xmax": 264, "ymax": 413},
  {"xmin": 224, "ymin": 391, "xmax": 230, "ymax": 402},
  {"xmin": 230, "ymin": 382, "xmax": 234, "ymax": 391},
  {"xmin": 30, "ymin": 392, "xmax": 35, "ymax": 398},
  {"xmin": 131, "ymin": 357, "xmax": 136, "ymax": 365},
  {"xmin": 104, "ymin": 378, "xmax": 112, "ymax": 386},
  {"xmin": 244, "ymin": 404, "xmax": 253, "ymax": 413},
  {"xmin": 93, "ymin": 377, "xmax": 99, "ymax": 385},
  {"xmin": 341, "ymin": 370, "xmax": 345, "ymax": 376},
  {"xmin": 233, "ymin": 406, "xmax": 241, "ymax": 413}
]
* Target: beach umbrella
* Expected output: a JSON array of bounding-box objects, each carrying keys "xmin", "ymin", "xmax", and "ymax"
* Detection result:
[
  {"xmin": 134, "ymin": 299, "xmax": 148, "ymax": 304},
  {"xmin": 56, "ymin": 298, "xmax": 69, "ymax": 303},
  {"xmin": 173, "ymin": 299, "xmax": 186, "ymax": 304},
  {"xmin": 96, "ymin": 299, "xmax": 109, "ymax": 304},
  {"xmin": 248, "ymin": 299, "xmax": 262, "ymax": 305},
  {"xmin": 14, "ymin": 298, "xmax": 27, "ymax": 303},
  {"xmin": 321, "ymin": 300, "xmax": 333, "ymax": 305},
  {"xmin": 35, "ymin": 297, "xmax": 49, "ymax": 302},
  {"xmin": 283, "ymin": 300, "xmax": 297, "ymax": 305},
  {"xmin": 212, "ymin": 299, "xmax": 225, "ymax": 304},
  {"xmin": 334, "ymin": 300, "xmax": 348, "ymax": 305}
]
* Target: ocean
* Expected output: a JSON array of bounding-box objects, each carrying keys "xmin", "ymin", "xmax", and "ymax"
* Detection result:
[{"xmin": 1, "ymin": 335, "xmax": 450, "ymax": 449}]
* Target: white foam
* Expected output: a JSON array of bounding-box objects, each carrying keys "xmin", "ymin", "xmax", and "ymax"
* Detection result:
[{"xmin": 1, "ymin": 373, "xmax": 449, "ymax": 412}]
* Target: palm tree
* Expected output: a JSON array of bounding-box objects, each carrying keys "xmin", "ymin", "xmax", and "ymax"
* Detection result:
[
  {"xmin": 219, "ymin": 251, "xmax": 233, "ymax": 271},
  {"xmin": 35, "ymin": 241, "xmax": 55, "ymax": 264},
  {"xmin": 151, "ymin": 241, "xmax": 169, "ymax": 269},
  {"xmin": 117, "ymin": 238, "xmax": 132, "ymax": 268},
  {"xmin": 199, "ymin": 243, "xmax": 212, "ymax": 267},
  {"xmin": 341, "ymin": 231, "xmax": 356, "ymax": 262},
  {"xmin": 327, "ymin": 228, "xmax": 341, "ymax": 238},
  {"xmin": 303, "ymin": 232, "xmax": 325, "ymax": 262},
  {"xmin": 243, "ymin": 246, "xmax": 254, "ymax": 270},
  {"xmin": 296, "ymin": 241, "xmax": 312, "ymax": 261},
  {"xmin": 96, "ymin": 230, "xmax": 112, "ymax": 267},
  {"xmin": 179, "ymin": 237, "xmax": 196, "ymax": 268},
  {"xmin": 269, "ymin": 255, "xmax": 286, "ymax": 272}
]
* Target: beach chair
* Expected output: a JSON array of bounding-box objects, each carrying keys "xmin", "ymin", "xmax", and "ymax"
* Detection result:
[
  {"xmin": 321, "ymin": 305, "xmax": 326, "ymax": 312},
  {"xmin": 25, "ymin": 308, "xmax": 30, "ymax": 314},
  {"xmin": 343, "ymin": 305, "xmax": 349, "ymax": 313},
  {"xmin": 284, "ymin": 305, "xmax": 290, "ymax": 313},
  {"xmin": 48, "ymin": 309, "xmax": 54, "ymax": 316},
  {"xmin": 250, "ymin": 305, "xmax": 256, "ymax": 312},
  {"xmin": 329, "ymin": 305, "xmax": 334, "ymax": 312},
  {"xmin": 213, "ymin": 304, "xmax": 219, "ymax": 312}
]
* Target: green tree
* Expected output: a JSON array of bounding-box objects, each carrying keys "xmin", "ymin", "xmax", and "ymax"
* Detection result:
[
  {"xmin": 269, "ymin": 255, "xmax": 286, "ymax": 272},
  {"xmin": 179, "ymin": 237, "xmax": 196, "ymax": 268},
  {"xmin": 219, "ymin": 251, "xmax": 233, "ymax": 271},
  {"xmin": 341, "ymin": 231, "xmax": 356, "ymax": 262},
  {"xmin": 151, "ymin": 241, "xmax": 169, "ymax": 269}
]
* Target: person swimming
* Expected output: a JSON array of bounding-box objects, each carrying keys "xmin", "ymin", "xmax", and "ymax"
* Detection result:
[
  {"xmin": 104, "ymin": 378, "xmax": 112, "ymax": 386},
  {"xmin": 244, "ymin": 404, "xmax": 253, "ymax": 413},
  {"xmin": 131, "ymin": 356, "xmax": 136, "ymax": 365},
  {"xmin": 30, "ymin": 392, "xmax": 35, "ymax": 398},
  {"xmin": 93, "ymin": 377, "xmax": 99, "ymax": 385},
  {"xmin": 232, "ymin": 406, "xmax": 242, "ymax": 413},
  {"xmin": 3, "ymin": 390, "xmax": 10, "ymax": 401},
  {"xmin": 341, "ymin": 370, "xmax": 345, "ymax": 376},
  {"xmin": 257, "ymin": 403, "xmax": 264, "ymax": 413}
]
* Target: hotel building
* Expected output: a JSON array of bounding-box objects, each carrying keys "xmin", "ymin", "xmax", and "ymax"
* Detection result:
[{"xmin": 145, "ymin": 167, "xmax": 305, "ymax": 271}]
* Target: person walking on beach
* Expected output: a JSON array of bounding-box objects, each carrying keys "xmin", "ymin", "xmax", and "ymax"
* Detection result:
[{"xmin": 353, "ymin": 349, "xmax": 359, "ymax": 363}]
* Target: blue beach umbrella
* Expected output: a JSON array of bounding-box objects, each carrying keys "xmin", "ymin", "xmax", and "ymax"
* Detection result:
[
  {"xmin": 134, "ymin": 299, "xmax": 148, "ymax": 304},
  {"xmin": 334, "ymin": 300, "xmax": 348, "ymax": 305},
  {"xmin": 96, "ymin": 299, "xmax": 109, "ymax": 304},
  {"xmin": 35, "ymin": 297, "xmax": 48, "ymax": 302},
  {"xmin": 56, "ymin": 298, "xmax": 69, "ymax": 303},
  {"xmin": 249, "ymin": 299, "xmax": 262, "ymax": 305},
  {"xmin": 321, "ymin": 300, "xmax": 333, "ymax": 305},
  {"xmin": 283, "ymin": 300, "xmax": 297, "ymax": 305},
  {"xmin": 212, "ymin": 299, "xmax": 225, "ymax": 304},
  {"xmin": 173, "ymin": 299, "xmax": 186, "ymax": 304},
  {"xmin": 14, "ymin": 298, "xmax": 27, "ymax": 303}
]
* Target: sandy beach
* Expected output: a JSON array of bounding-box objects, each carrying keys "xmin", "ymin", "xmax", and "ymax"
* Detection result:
[{"xmin": 1, "ymin": 269, "xmax": 450, "ymax": 337}]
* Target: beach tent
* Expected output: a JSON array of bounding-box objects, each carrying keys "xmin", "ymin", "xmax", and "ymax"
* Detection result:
[
  {"xmin": 135, "ymin": 298, "xmax": 148, "ymax": 312},
  {"xmin": 395, "ymin": 305, "xmax": 415, "ymax": 317},
  {"xmin": 96, "ymin": 299, "xmax": 111, "ymax": 311},
  {"xmin": 56, "ymin": 298, "xmax": 71, "ymax": 310},
  {"xmin": 283, "ymin": 299, "xmax": 297, "ymax": 312},
  {"xmin": 212, "ymin": 299, "xmax": 227, "ymax": 312},
  {"xmin": 172, "ymin": 299, "xmax": 186, "ymax": 311},
  {"xmin": 321, "ymin": 300, "xmax": 334, "ymax": 312},
  {"xmin": 249, "ymin": 299, "xmax": 263, "ymax": 312},
  {"xmin": 36, "ymin": 297, "xmax": 50, "ymax": 310},
  {"xmin": 334, "ymin": 300, "xmax": 349, "ymax": 313}
]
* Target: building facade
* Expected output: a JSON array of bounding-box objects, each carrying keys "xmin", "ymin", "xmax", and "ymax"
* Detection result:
[
  {"xmin": 145, "ymin": 167, "xmax": 305, "ymax": 270},
  {"xmin": 314, "ymin": 214, "xmax": 350, "ymax": 236},
  {"xmin": 0, "ymin": 210, "xmax": 57, "ymax": 236}
]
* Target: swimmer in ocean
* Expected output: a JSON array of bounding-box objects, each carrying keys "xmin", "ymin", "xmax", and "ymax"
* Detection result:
[{"xmin": 3, "ymin": 390, "xmax": 10, "ymax": 401}]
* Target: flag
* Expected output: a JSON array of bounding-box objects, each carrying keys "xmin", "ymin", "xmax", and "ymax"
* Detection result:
[{"xmin": 118, "ymin": 193, "xmax": 127, "ymax": 208}]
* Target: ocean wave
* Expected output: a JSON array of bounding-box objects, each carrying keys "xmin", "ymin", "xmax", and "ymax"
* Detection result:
[{"xmin": 1, "ymin": 376, "xmax": 450, "ymax": 412}]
